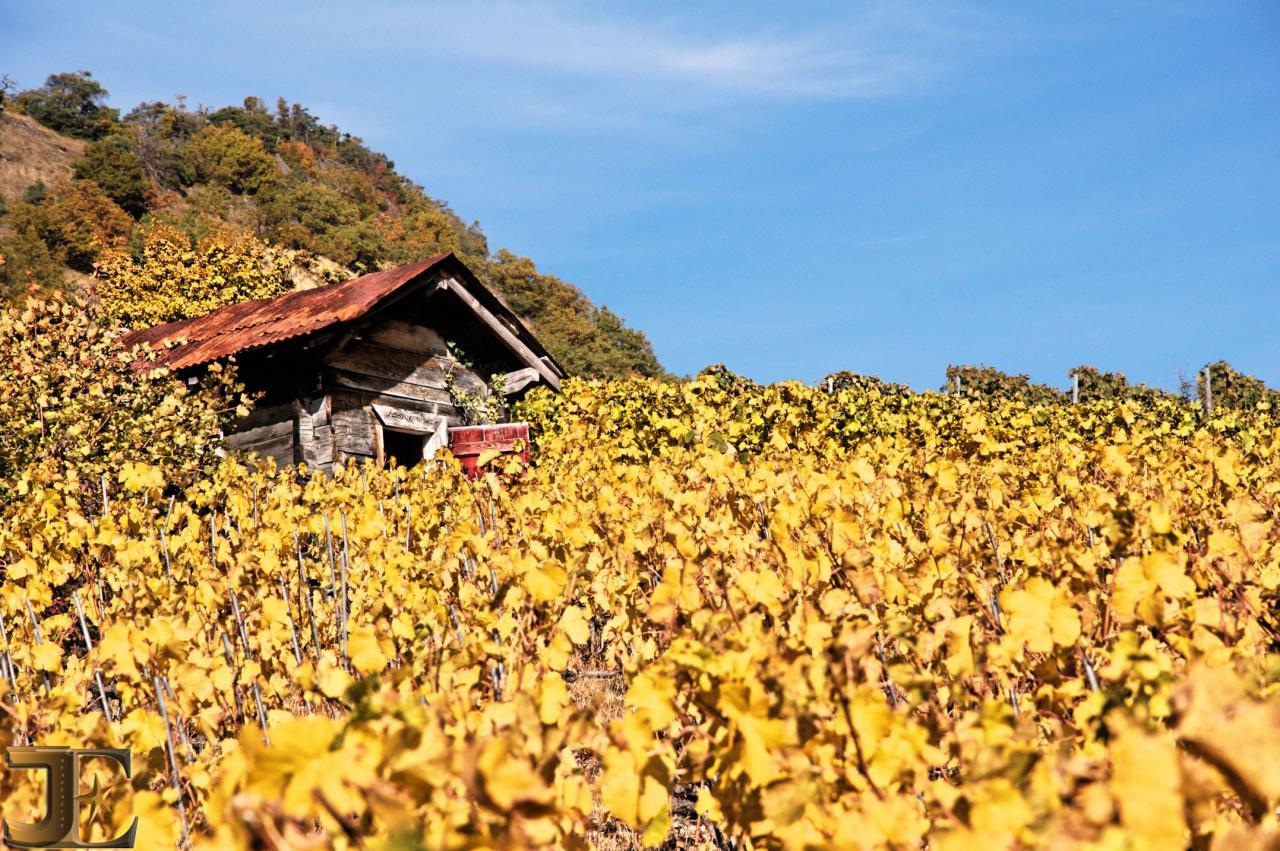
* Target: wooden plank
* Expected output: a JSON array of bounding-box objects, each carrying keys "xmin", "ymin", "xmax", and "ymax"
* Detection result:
[
  {"xmin": 327, "ymin": 368, "xmax": 456, "ymax": 406},
  {"xmin": 371, "ymin": 404, "xmax": 441, "ymax": 433},
  {"xmin": 235, "ymin": 402, "xmax": 296, "ymax": 432},
  {"xmin": 305, "ymin": 424, "xmax": 335, "ymax": 468},
  {"xmin": 335, "ymin": 431, "xmax": 376, "ymax": 457},
  {"xmin": 336, "ymin": 450, "xmax": 376, "ymax": 466},
  {"xmin": 331, "ymin": 405, "xmax": 372, "ymax": 428},
  {"xmin": 424, "ymin": 418, "xmax": 449, "ymax": 458},
  {"xmin": 236, "ymin": 432, "xmax": 295, "ymax": 465},
  {"xmin": 439, "ymin": 411, "xmax": 468, "ymax": 429},
  {"xmin": 442, "ymin": 277, "xmax": 562, "ymax": 390},
  {"xmin": 327, "ymin": 384, "xmax": 468, "ymax": 428},
  {"xmin": 323, "ymin": 342, "xmax": 461, "ymax": 392},
  {"xmin": 333, "ymin": 407, "xmax": 377, "ymax": 457},
  {"xmin": 364, "ymin": 320, "xmax": 449, "ymax": 357},
  {"xmin": 226, "ymin": 419, "xmax": 294, "ymax": 450}
]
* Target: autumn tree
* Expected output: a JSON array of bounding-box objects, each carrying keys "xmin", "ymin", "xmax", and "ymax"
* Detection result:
[
  {"xmin": 258, "ymin": 181, "xmax": 365, "ymax": 263},
  {"xmin": 21, "ymin": 180, "xmax": 47, "ymax": 205},
  {"xmin": 31, "ymin": 180, "xmax": 132, "ymax": 271},
  {"xmin": 181, "ymin": 124, "xmax": 277, "ymax": 194},
  {"xmin": 96, "ymin": 222, "xmax": 292, "ymax": 327},
  {"xmin": 481, "ymin": 250, "xmax": 663, "ymax": 378},
  {"xmin": 208, "ymin": 96, "xmax": 279, "ymax": 148},
  {"xmin": 73, "ymin": 134, "xmax": 151, "ymax": 217},
  {"xmin": 122, "ymin": 100, "xmax": 202, "ymax": 188},
  {"xmin": 13, "ymin": 71, "xmax": 119, "ymax": 140},
  {"xmin": 0, "ymin": 180, "xmax": 132, "ymax": 294},
  {"xmin": 0, "ymin": 227, "xmax": 60, "ymax": 299}
]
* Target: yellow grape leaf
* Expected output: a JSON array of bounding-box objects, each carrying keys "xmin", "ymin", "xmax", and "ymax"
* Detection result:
[
  {"xmin": 126, "ymin": 790, "xmax": 180, "ymax": 847},
  {"xmin": 559, "ymin": 605, "xmax": 591, "ymax": 645},
  {"xmin": 626, "ymin": 669, "xmax": 678, "ymax": 730},
  {"xmin": 119, "ymin": 461, "xmax": 164, "ymax": 492},
  {"xmin": 1110, "ymin": 725, "xmax": 1185, "ymax": 851},
  {"xmin": 599, "ymin": 747, "xmax": 669, "ymax": 831},
  {"xmin": 934, "ymin": 460, "xmax": 958, "ymax": 491},
  {"xmin": 32, "ymin": 642, "xmax": 62, "ymax": 673},
  {"xmin": 761, "ymin": 778, "xmax": 813, "ymax": 827},
  {"xmin": 968, "ymin": 778, "xmax": 1032, "ymax": 839},
  {"xmin": 120, "ymin": 708, "xmax": 170, "ymax": 752},
  {"xmin": 260, "ymin": 596, "xmax": 288, "ymax": 625},
  {"xmin": 476, "ymin": 738, "xmax": 550, "ymax": 809},
  {"xmin": 211, "ymin": 666, "xmax": 234, "ymax": 694},
  {"xmin": 1148, "ymin": 503, "xmax": 1172, "ymax": 536},
  {"xmin": 316, "ymin": 661, "xmax": 353, "ymax": 699},
  {"xmin": 1001, "ymin": 577, "xmax": 1080, "ymax": 654},
  {"xmin": 1148, "ymin": 551, "xmax": 1195, "ymax": 598},
  {"xmin": 539, "ymin": 672, "xmax": 570, "ymax": 725},
  {"xmin": 543, "ymin": 633, "xmax": 573, "ymax": 670},
  {"xmin": 525, "ymin": 560, "xmax": 568, "ymax": 604},
  {"xmin": 1213, "ymin": 453, "xmax": 1239, "ymax": 488},
  {"xmin": 348, "ymin": 625, "xmax": 389, "ymax": 676},
  {"xmin": 721, "ymin": 683, "xmax": 789, "ymax": 785},
  {"xmin": 943, "ymin": 615, "xmax": 975, "ymax": 677},
  {"xmin": 98, "ymin": 624, "xmax": 142, "ymax": 679},
  {"xmin": 7, "ymin": 557, "xmax": 35, "ymax": 580},
  {"xmin": 851, "ymin": 457, "xmax": 875, "ymax": 484},
  {"xmin": 1173, "ymin": 663, "xmax": 1280, "ymax": 806},
  {"xmin": 599, "ymin": 747, "xmax": 642, "ymax": 825}
]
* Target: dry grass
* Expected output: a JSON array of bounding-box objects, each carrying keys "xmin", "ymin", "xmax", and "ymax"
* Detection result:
[{"xmin": 0, "ymin": 112, "xmax": 84, "ymax": 201}]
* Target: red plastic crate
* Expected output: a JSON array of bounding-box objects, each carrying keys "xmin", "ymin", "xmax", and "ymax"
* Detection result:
[{"xmin": 448, "ymin": 422, "xmax": 531, "ymax": 478}]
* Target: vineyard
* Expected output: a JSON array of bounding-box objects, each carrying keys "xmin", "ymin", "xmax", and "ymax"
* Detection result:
[{"xmin": 1, "ymin": 374, "xmax": 1279, "ymax": 849}]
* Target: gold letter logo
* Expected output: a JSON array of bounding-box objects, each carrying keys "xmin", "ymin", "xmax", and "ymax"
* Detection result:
[{"xmin": 3, "ymin": 746, "xmax": 139, "ymax": 849}]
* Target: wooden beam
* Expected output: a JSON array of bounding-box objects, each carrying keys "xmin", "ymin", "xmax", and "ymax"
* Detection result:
[
  {"xmin": 234, "ymin": 432, "xmax": 295, "ymax": 467},
  {"xmin": 365, "ymin": 320, "xmax": 449, "ymax": 357},
  {"xmin": 372, "ymin": 404, "xmax": 441, "ymax": 434},
  {"xmin": 502, "ymin": 367, "xmax": 540, "ymax": 395},
  {"xmin": 225, "ymin": 419, "xmax": 294, "ymax": 450},
  {"xmin": 441, "ymin": 278, "xmax": 562, "ymax": 391},
  {"xmin": 323, "ymin": 341, "xmax": 487, "ymax": 395},
  {"xmin": 326, "ymin": 368, "xmax": 455, "ymax": 406}
]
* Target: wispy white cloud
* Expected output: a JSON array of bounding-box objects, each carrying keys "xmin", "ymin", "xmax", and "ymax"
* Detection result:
[{"xmin": 301, "ymin": 1, "xmax": 984, "ymax": 105}]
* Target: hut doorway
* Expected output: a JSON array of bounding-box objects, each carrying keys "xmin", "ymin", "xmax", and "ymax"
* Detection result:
[{"xmin": 382, "ymin": 429, "xmax": 426, "ymax": 469}]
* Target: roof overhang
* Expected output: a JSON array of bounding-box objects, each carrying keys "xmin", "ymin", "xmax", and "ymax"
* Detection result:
[{"xmin": 122, "ymin": 253, "xmax": 566, "ymax": 391}]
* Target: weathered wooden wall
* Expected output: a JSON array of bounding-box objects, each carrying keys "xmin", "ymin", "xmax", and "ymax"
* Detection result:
[
  {"xmin": 320, "ymin": 318, "xmax": 492, "ymax": 466},
  {"xmin": 225, "ymin": 315, "xmax": 507, "ymax": 471},
  {"xmin": 224, "ymin": 402, "xmax": 297, "ymax": 469}
]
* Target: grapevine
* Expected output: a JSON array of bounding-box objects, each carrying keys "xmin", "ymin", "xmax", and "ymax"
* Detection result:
[{"xmin": 0, "ymin": 375, "xmax": 1277, "ymax": 849}]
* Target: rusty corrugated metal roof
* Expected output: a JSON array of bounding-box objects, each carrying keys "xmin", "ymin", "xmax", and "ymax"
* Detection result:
[{"xmin": 121, "ymin": 254, "xmax": 451, "ymax": 371}]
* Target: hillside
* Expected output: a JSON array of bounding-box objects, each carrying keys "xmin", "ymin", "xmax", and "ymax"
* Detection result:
[
  {"xmin": 0, "ymin": 111, "xmax": 83, "ymax": 198},
  {"xmin": 0, "ymin": 71, "xmax": 663, "ymax": 379}
]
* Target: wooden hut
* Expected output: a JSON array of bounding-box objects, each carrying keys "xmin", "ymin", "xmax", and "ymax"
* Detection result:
[{"xmin": 122, "ymin": 252, "xmax": 564, "ymax": 474}]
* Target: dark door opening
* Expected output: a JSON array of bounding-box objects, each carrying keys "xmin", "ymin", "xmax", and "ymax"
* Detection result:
[{"xmin": 383, "ymin": 429, "xmax": 425, "ymax": 469}]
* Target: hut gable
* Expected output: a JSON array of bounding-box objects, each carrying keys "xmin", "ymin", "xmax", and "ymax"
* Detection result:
[{"xmin": 122, "ymin": 253, "xmax": 565, "ymax": 473}]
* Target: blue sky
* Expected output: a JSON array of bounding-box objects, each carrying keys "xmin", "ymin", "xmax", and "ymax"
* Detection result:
[{"xmin": 3, "ymin": 2, "xmax": 1277, "ymax": 388}]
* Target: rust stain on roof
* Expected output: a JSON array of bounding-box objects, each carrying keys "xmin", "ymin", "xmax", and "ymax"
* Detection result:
[{"xmin": 121, "ymin": 253, "xmax": 451, "ymax": 371}]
